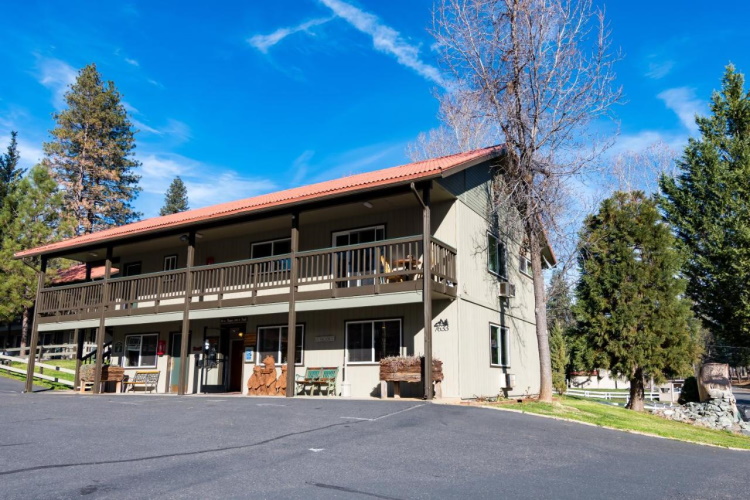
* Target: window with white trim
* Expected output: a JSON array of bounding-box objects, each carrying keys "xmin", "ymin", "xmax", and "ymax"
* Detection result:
[
  {"xmin": 251, "ymin": 238, "xmax": 292, "ymax": 270},
  {"xmin": 257, "ymin": 324, "xmax": 303, "ymax": 365},
  {"xmin": 346, "ymin": 319, "xmax": 401, "ymax": 363},
  {"xmin": 163, "ymin": 255, "xmax": 177, "ymax": 271},
  {"xmin": 124, "ymin": 333, "xmax": 158, "ymax": 367},
  {"xmin": 490, "ymin": 324, "xmax": 510, "ymax": 367},
  {"xmin": 488, "ymin": 233, "xmax": 507, "ymax": 278},
  {"xmin": 519, "ymin": 255, "xmax": 532, "ymax": 276}
]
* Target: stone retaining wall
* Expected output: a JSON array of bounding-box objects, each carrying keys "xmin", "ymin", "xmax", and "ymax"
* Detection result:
[{"xmin": 654, "ymin": 390, "xmax": 750, "ymax": 436}]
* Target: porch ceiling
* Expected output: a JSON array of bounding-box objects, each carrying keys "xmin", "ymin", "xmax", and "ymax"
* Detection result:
[{"xmin": 37, "ymin": 291, "xmax": 425, "ymax": 332}]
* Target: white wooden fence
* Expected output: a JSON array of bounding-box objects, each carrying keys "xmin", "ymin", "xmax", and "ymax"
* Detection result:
[
  {"xmin": 0, "ymin": 353, "xmax": 75, "ymax": 387},
  {"xmin": 566, "ymin": 388, "xmax": 660, "ymax": 402},
  {"xmin": 2, "ymin": 342, "xmax": 96, "ymax": 360}
]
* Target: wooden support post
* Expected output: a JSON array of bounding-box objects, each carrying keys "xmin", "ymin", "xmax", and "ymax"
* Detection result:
[
  {"xmin": 25, "ymin": 257, "xmax": 47, "ymax": 393},
  {"xmin": 73, "ymin": 328, "xmax": 83, "ymax": 391},
  {"xmin": 422, "ymin": 182, "xmax": 433, "ymax": 400},
  {"xmin": 178, "ymin": 231, "xmax": 195, "ymax": 395},
  {"xmin": 85, "ymin": 262, "xmax": 92, "ymax": 282},
  {"xmin": 93, "ymin": 247, "xmax": 113, "ymax": 394},
  {"xmin": 286, "ymin": 213, "xmax": 299, "ymax": 397}
]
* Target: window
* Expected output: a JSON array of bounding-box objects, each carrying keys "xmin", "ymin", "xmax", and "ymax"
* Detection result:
[
  {"xmin": 346, "ymin": 319, "xmax": 401, "ymax": 363},
  {"xmin": 488, "ymin": 233, "xmax": 507, "ymax": 278},
  {"xmin": 163, "ymin": 255, "xmax": 177, "ymax": 271},
  {"xmin": 490, "ymin": 324, "xmax": 510, "ymax": 367},
  {"xmin": 124, "ymin": 334, "xmax": 158, "ymax": 367},
  {"xmin": 124, "ymin": 262, "xmax": 142, "ymax": 277},
  {"xmin": 332, "ymin": 226, "xmax": 385, "ymax": 287},
  {"xmin": 251, "ymin": 238, "xmax": 292, "ymax": 271},
  {"xmin": 519, "ymin": 255, "xmax": 532, "ymax": 276},
  {"xmin": 257, "ymin": 325, "xmax": 303, "ymax": 365}
]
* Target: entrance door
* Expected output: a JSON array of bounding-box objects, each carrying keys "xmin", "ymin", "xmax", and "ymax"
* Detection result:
[
  {"xmin": 333, "ymin": 226, "xmax": 385, "ymax": 287},
  {"xmin": 228, "ymin": 339, "xmax": 244, "ymax": 392}
]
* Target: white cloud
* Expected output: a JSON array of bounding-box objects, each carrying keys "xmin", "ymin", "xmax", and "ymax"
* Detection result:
[
  {"xmin": 318, "ymin": 0, "xmax": 444, "ymax": 86},
  {"xmin": 611, "ymin": 130, "xmax": 688, "ymax": 156},
  {"xmin": 136, "ymin": 152, "xmax": 277, "ymax": 216},
  {"xmin": 0, "ymin": 133, "xmax": 44, "ymax": 170},
  {"xmin": 185, "ymin": 172, "xmax": 277, "ymax": 209},
  {"xmin": 645, "ymin": 59, "xmax": 675, "ymax": 79},
  {"xmin": 36, "ymin": 57, "xmax": 77, "ymax": 110},
  {"xmin": 125, "ymin": 58, "xmax": 139, "ymax": 67},
  {"xmin": 131, "ymin": 118, "xmax": 161, "ymax": 135},
  {"xmin": 657, "ymin": 87, "xmax": 706, "ymax": 134},
  {"xmin": 291, "ymin": 150, "xmax": 314, "ymax": 186},
  {"xmin": 248, "ymin": 17, "xmax": 333, "ymax": 53},
  {"xmin": 162, "ymin": 119, "xmax": 191, "ymax": 143}
]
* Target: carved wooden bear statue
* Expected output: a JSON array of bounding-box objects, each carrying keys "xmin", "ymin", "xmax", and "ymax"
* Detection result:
[
  {"xmin": 247, "ymin": 365, "xmax": 263, "ymax": 396},
  {"xmin": 276, "ymin": 364, "xmax": 287, "ymax": 395},
  {"xmin": 261, "ymin": 355, "xmax": 278, "ymax": 396}
]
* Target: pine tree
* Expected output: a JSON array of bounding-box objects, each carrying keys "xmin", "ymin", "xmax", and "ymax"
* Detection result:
[
  {"xmin": 159, "ymin": 176, "xmax": 189, "ymax": 216},
  {"xmin": 573, "ymin": 192, "xmax": 699, "ymax": 411},
  {"xmin": 0, "ymin": 165, "xmax": 70, "ymax": 355},
  {"xmin": 660, "ymin": 65, "xmax": 750, "ymax": 357},
  {"xmin": 0, "ymin": 131, "xmax": 24, "ymax": 207},
  {"xmin": 549, "ymin": 322, "xmax": 569, "ymax": 395},
  {"xmin": 43, "ymin": 63, "xmax": 141, "ymax": 235}
]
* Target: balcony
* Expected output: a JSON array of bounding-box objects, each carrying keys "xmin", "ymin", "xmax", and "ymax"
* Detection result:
[{"xmin": 37, "ymin": 236, "xmax": 457, "ymax": 323}]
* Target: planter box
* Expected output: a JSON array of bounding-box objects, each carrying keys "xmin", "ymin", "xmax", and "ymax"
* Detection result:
[
  {"xmin": 79, "ymin": 364, "xmax": 125, "ymax": 382},
  {"xmin": 379, "ymin": 356, "xmax": 444, "ymax": 383}
]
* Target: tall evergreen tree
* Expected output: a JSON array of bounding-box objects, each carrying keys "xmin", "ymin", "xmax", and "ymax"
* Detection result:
[
  {"xmin": 159, "ymin": 176, "xmax": 189, "ymax": 216},
  {"xmin": 43, "ymin": 63, "xmax": 141, "ymax": 235},
  {"xmin": 0, "ymin": 131, "xmax": 24, "ymax": 207},
  {"xmin": 549, "ymin": 323, "xmax": 569, "ymax": 395},
  {"xmin": 660, "ymin": 65, "xmax": 750, "ymax": 357},
  {"xmin": 0, "ymin": 165, "xmax": 70, "ymax": 355},
  {"xmin": 573, "ymin": 192, "xmax": 699, "ymax": 411}
]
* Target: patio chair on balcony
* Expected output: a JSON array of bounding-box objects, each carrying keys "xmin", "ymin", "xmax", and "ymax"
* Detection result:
[{"xmin": 379, "ymin": 255, "xmax": 406, "ymax": 283}]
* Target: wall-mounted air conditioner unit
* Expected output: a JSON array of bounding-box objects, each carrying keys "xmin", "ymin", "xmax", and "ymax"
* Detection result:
[{"xmin": 498, "ymin": 282, "xmax": 516, "ymax": 298}]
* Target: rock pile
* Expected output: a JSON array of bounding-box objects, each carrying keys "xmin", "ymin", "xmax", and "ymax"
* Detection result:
[{"xmin": 654, "ymin": 390, "xmax": 750, "ymax": 435}]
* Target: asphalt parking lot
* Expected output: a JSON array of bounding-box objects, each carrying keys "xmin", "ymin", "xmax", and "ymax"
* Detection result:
[{"xmin": 1, "ymin": 378, "xmax": 748, "ymax": 499}]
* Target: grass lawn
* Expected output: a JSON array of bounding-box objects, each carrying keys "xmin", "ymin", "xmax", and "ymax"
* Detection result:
[
  {"xmin": 489, "ymin": 396, "xmax": 750, "ymax": 450},
  {"xmin": 1, "ymin": 358, "xmax": 76, "ymax": 389}
]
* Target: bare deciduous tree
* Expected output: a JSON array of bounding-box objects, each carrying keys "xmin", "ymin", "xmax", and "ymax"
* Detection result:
[
  {"xmin": 407, "ymin": 93, "xmax": 497, "ymax": 161},
  {"xmin": 610, "ymin": 141, "xmax": 678, "ymax": 195},
  {"xmin": 431, "ymin": 0, "xmax": 621, "ymax": 401}
]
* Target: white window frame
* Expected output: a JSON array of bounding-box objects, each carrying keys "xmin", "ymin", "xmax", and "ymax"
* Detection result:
[
  {"xmin": 519, "ymin": 254, "xmax": 532, "ymax": 277},
  {"xmin": 487, "ymin": 232, "xmax": 507, "ymax": 279},
  {"xmin": 256, "ymin": 324, "xmax": 304, "ymax": 366},
  {"xmin": 489, "ymin": 323, "xmax": 510, "ymax": 368},
  {"xmin": 163, "ymin": 255, "xmax": 177, "ymax": 271},
  {"xmin": 123, "ymin": 333, "xmax": 158, "ymax": 368},
  {"xmin": 345, "ymin": 318, "xmax": 402, "ymax": 365}
]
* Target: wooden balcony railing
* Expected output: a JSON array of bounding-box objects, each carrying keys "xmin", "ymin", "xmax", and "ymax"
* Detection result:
[{"xmin": 37, "ymin": 236, "xmax": 457, "ymax": 320}]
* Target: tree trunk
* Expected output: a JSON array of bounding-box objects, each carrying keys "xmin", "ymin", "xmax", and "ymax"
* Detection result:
[
  {"xmin": 20, "ymin": 307, "xmax": 29, "ymax": 358},
  {"xmin": 529, "ymin": 228, "xmax": 553, "ymax": 402},
  {"xmin": 626, "ymin": 367, "xmax": 645, "ymax": 411}
]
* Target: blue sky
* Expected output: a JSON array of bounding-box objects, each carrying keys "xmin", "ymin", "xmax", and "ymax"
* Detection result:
[{"xmin": 1, "ymin": 1, "xmax": 749, "ymax": 217}]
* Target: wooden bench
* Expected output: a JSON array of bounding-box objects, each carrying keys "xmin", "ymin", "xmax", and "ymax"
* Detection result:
[
  {"xmin": 122, "ymin": 370, "xmax": 160, "ymax": 393},
  {"xmin": 295, "ymin": 367, "xmax": 338, "ymax": 396}
]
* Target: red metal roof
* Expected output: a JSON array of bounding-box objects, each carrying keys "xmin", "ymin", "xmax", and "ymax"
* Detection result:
[
  {"xmin": 16, "ymin": 145, "xmax": 503, "ymax": 258},
  {"xmin": 52, "ymin": 264, "xmax": 118, "ymax": 284}
]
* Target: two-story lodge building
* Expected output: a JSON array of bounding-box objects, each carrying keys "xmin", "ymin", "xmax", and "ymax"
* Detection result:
[{"xmin": 17, "ymin": 145, "xmax": 553, "ymax": 399}]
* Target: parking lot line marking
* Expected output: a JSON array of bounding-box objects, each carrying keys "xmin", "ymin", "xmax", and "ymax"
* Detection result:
[
  {"xmin": 340, "ymin": 404, "xmax": 426, "ymax": 423},
  {"xmin": 257, "ymin": 403, "xmax": 287, "ymax": 407},
  {"xmin": 372, "ymin": 404, "xmax": 426, "ymax": 421},
  {"xmin": 308, "ymin": 448, "xmax": 325, "ymax": 452}
]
